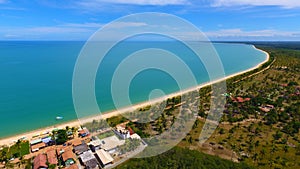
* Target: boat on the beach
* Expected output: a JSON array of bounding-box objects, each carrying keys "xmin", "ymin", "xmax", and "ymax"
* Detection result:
[{"xmin": 56, "ymin": 116, "xmax": 63, "ymax": 120}]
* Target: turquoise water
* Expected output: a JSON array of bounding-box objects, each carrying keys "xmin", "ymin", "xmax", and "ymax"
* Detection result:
[{"xmin": 0, "ymin": 41, "xmax": 267, "ymax": 138}]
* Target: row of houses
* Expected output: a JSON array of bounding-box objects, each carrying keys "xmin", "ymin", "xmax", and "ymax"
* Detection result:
[
  {"xmin": 32, "ymin": 124, "xmax": 143, "ymax": 169},
  {"xmin": 30, "ymin": 127, "xmax": 90, "ymax": 153}
]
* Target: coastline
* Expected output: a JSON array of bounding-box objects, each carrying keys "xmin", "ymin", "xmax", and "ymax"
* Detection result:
[{"xmin": 0, "ymin": 45, "xmax": 270, "ymax": 146}]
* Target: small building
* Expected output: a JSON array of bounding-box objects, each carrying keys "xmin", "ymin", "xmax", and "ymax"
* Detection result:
[
  {"xmin": 67, "ymin": 138, "xmax": 83, "ymax": 147},
  {"xmin": 232, "ymin": 97, "xmax": 251, "ymax": 103},
  {"xmin": 89, "ymin": 138, "xmax": 102, "ymax": 150},
  {"xmin": 130, "ymin": 133, "xmax": 141, "ymax": 140},
  {"xmin": 79, "ymin": 150, "xmax": 99, "ymax": 169},
  {"xmin": 56, "ymin": 146, "xmax": 73, "ymax": 155},
  {"xmin": 33, "ymin": 154, "xmax": 47, "ymax": 169},
  {"xmin": 127, "ymin": 127, "xmax": 135, "ymax": 135},
  {"xmin": 259, "ymin": 104, "xmax": 275, "ymax": 113},
  {"xmin": 95, "ymin": 149, "xmax": 114, "ymax": 167},
  {"xmin": 99, "ymin": 135, "xmax": 125, "ymax": 153},
  {"xmin": 73, "ymin": 142, "xmax": 89, "ymax": 155},
  {"xmin": 30, "ymin": 138, "xmax": 42, "ymax": 145},
  {"xmin": 42, "ymin": 136, "xmax": 53, "ymax": 145},
  {"xmin": 31, "ymin": 142, "xmax": 46, "ymax": 152},
  {"xmin": 79, "ymin": 128, "xmax": 90, "ymax": 137},
  {"xmin": 114, "ymin": 126, "xmax": 130, "ymax": 139},
  {"xmin": 61, "ymin": 149, "xmax": 76, "ymax": 167},
  {"xmin": 46, "ymin": 149, "xmax": 58, "ymax": 165}
]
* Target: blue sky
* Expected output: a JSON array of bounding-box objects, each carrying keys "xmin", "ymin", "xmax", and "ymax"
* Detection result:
[{"xmin": 0, "ymin": 0, "xmax": 300, "ymax": 41}]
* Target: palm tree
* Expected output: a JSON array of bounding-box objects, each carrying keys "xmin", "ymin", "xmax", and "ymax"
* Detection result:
[
  {"xmin": 252, "ymin": 153, "xmax": 259, "ymax": 166},
  {"xmin": 16, "ymin": 140, "xmax": 22, "ymax": 158},
  {"xmin": 283, "ymin": 145, "xmax": 289, "ymax": 155},
  {"xmin": 71, "ymin": 127, "xmax": 78, "ymax": 138},
  {"xmin": 231, "ymin": 144, "xmax": 236, "ymax": 162},
  {"xmin": 260, "ymin": 148, "xmax": 266, "ymax": 158}
]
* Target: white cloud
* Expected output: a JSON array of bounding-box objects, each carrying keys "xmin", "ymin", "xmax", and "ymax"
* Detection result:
[
  {"xmin": 0, "ymin": 21, "xmax": 150, "ymax": 40},
  {"xmin": 107, "ymin": 21, "xmax": 148, "ymax": 28},
  {"xmin": 205, "ymin": 28, "xmax": 300, "ymax": 40},
  {"xmin": 82, "ymin": 0, "xmax": 188, "ymax": 6},
  {"xmin": 61, "ymin": 22, "xmax": 104, "ymax": 28},
  {"xmin": 212, "ymin": 0, "xmax": 300, "ymax": 8}
]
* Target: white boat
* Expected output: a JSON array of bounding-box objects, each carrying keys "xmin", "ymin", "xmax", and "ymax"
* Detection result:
[{"xmin": 56, "ymin": 116, "xmax": 63, "ymax": 120}]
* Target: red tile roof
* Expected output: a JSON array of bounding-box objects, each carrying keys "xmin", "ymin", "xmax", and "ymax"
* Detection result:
[
  {"xmin": 127, "ymin": 127, "xmax": 134, "ymax": 135},
  {"xmin": 46, "ymin": 149, "xmax": 58, "ymax": 165},
  {"xmin": 31, "ymin": 142, "xmax": 46, "ymax": 152},
  {"xmin": 34, "ymin": 154, "xmax": 47, "ymax": 169},
  {"xmin": 62, "ymin": 149, "xmax": 76, "ymax": 162}
]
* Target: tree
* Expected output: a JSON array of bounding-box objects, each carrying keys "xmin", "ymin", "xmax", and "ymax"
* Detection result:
[
  {"xmin": 219, "ymin": 128, "xmax": 226, "ymax": 135},
  {"xmin": 252, "ymin": 153, "xmax": 258, "ymax": 166},
  {"xmin": 56, "ymin": 129, "xmax": 68, "ymax": 145}
]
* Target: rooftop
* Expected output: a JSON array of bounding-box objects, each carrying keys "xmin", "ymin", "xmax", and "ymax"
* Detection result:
[
  {"xmin": 33, "ymin": 154, "xmax": 47, "ymax": 169},
  {"xmin": 95, "ymin": 149, "xmax": 114, "ymax": 165},
  {"xmin": 69, "ymin": 138, "xmax": 83, "ymax": 147},
  {"xmin": 74, "ymin": 142, "xmax": 89, "ymax": 155},
  {"xmin": 31, "ymin": 142, "xmax": 46, "ymax": 152},
  {"xmin": 62, "ymin": 149, "xmax": 76, "ymax": 162},
  {"xmin": 99, "ymin": 135, "xmax": 125, "ymax": 151},
  {"xmin": 79, "ymin": 150, "xmax": 99, "ymax": 168},
  {"xmin": 46, "ymin": 149, "xmax": 58, "ymax": 165},
  {"xmin": 79, "ymin": 150, "xmax": 95, "ymax": 163},
  {"xmin": 30, "ymin": 138, "xmax": 42, "ymax": 145}
]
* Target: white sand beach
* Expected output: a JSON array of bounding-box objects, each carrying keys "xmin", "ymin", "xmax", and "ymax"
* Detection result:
[{"xmin": 0, "ymin": 46, "xmax": 269, "ymax": 146}]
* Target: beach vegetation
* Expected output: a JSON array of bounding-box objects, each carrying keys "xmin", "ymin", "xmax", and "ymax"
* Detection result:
[
  {"xmin": 0, "ymin": 141, "xmax": 29, "ymax": 160},
  {"xmin": 54, "ymin": 129, "xmax": 68, "ymax": 145}
]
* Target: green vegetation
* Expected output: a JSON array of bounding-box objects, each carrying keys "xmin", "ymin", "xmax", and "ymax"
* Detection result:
[
  {"xmin": 116, "ymin": 146, "xmax": 253, "ymax": 169},
  {"xmin": 0, "ymin": 140, "xmax": 30, "ymax": 163},
  {"xmin": 54, "ymin": 129, "xmax": 68, "ymax": 145},
  {"xmin": 97, "ymin": 131, "xmax": 115, "ymax": 139},
  {"xmin": 118, "ymin": 139, "xmax": 141, "ymax": 154},
  {"xmin": 106, "ymin": 43, "xmax": 300, "ymax": 169}
]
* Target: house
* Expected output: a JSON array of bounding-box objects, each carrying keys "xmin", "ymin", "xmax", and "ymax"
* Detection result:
[
  {"xmin": 127, "ymin": 127, "xmax": 135, "ymax": 135},
  {"xmin": 46, "ymin": 149, "xmax": 58, "ymax": 165},
  {"xmin": 67, "ymin": 138, "xmax": 83, "ymax": 147},
  {"xmin": 31, "ymin": 142, "xmax": 46, "ymax": 152},
  {"xmin": 232, "ymin": 97, "xmax": 251, "ymax": 103},
  {"xmin": 260, "ymin": 104, "xmax": 275, "ymax": 113},
  {"xmin": 114, "ymin": 126, "xmax": 130, "ymax": 139},
  {"xmin": 89, "ymin": 138, "xmax": 102, "ymax": 151},
  {"xmin": 30, "ymin": 138, "xmax": 42, "ymax": 145},
  {"xmin": 79, "ymin": 150, "xmax": 99, "ymax": 169},
  {"xmin": 56, "ymin": 146, "xmax": 73, "ymax": 155},
  {"xmin": 33, "ymin": 154, "xmax": 47, "ymax": 169},
  {"xmin": 73, "ymin": 142, "xmax": 89, "ymax": 155},
  {"xmin": 95, "ymin": 149, "xmax": 114, "ymax": 167},
  {"xmin": 99, "ymin": 135, "xmax": 125, "ymax": 153},
  {"xmin": 130, "ymin": 133, "xmax": 141, "ymax": 140},
  {"xmin": 42, "ymin": 136, "xmax": 53, "ymax": 145},
  {"xmin": 62, "ymin": 149, "xmax": 77, "ymax": 167},
  {"xmin": 79, "ymin": 128, "xmax": 90, "ymax": 137},
  {"xmin": 57, "ymin": 146, "xmax": 76, "ymax": 167}
]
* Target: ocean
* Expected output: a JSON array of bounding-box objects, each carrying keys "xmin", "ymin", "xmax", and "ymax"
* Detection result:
[{"xmin": 0, "ymin": 41, "xmax": 267, "ymax": 138}]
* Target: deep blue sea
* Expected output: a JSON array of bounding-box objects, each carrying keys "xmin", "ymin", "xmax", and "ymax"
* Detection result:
[{"xmin": 0, "ymin": 41, "xmax": 267, "ymax": 138}]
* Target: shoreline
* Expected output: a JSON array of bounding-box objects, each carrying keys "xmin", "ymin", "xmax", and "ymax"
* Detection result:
[{"xmin": 0, "ymin": 45, "xmax": 270, "ymax": 146}]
